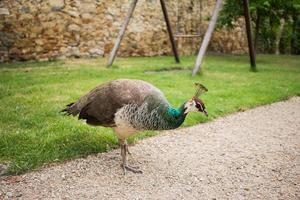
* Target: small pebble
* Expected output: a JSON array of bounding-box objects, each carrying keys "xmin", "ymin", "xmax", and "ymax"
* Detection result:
[
  {"xmin": 6, "ymin": 192, "xmax": 13, "ymax": 198},
  {"xmin": 16, "ymin": 193, "xmax": 23, "ymax": 197}
]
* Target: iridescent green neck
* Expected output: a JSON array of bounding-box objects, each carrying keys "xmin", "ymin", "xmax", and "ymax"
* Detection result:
[
  {"xmin": 165, "ymin": 103, "xmax": 187, "ymax": 129},
  {"xmin": 167, "ymin": 107, "xmax": 181, "ymax": 117}
]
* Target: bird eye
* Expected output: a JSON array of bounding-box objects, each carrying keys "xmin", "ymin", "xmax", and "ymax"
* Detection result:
[{"xmin": 195, "ymin": 103, "xmax": 201, "ymax": 108}]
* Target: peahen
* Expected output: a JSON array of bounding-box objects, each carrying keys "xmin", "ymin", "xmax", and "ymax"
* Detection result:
[{"xmin": 61, "ymin": 79, "xmax": 208, "ymax": 174}]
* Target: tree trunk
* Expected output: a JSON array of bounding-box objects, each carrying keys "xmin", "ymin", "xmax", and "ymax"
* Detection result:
[
  {"xmin": 243, "ymin": 0, "xmax": 256, "ymax": 70},
  {"xmin": 160, "ymin": 0, "xmax": 180, "ymax": 63},
  {"xmin": 192, "ymin": 0, "xmax": 222, "ymax": 76},
  {"xmin": 291, "ymin": 15, "xmax": 299, "ymax": 54},
  {"xmin": 275, "ymin": 18, "xmax": 285, "ymax": 55},
  {"xmin": 107, "ymin": 0, "xmax": 138, "ymax": 67},
  {"xmin": 254, "ymin": 11, "xmax": 260, "ymax": 52}
]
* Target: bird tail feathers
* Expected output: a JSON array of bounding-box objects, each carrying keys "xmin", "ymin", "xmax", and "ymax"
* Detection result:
[{"xmin": 60, "ymin": 102, "xmax": 77, "ymax": 116}]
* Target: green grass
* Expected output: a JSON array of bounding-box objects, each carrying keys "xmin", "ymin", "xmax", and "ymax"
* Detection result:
[{"xmin": 0, "ymin": 54, "xmax": 299, "ymax": 175}]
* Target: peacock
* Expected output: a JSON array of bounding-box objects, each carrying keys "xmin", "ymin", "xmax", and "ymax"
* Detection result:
[{"xmin": 61, "ymin": 79, "xmax": 208, "ymax": 174}]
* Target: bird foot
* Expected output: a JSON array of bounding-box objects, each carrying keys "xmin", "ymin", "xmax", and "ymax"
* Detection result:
[{"xmin": 122, "ymin": 164, "xmax": 143, "ymax": 175}]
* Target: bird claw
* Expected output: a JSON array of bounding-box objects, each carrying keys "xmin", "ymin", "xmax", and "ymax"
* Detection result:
[{"xmin": 122, "ymin": 164, "xmax": 143, "ymax": 175}]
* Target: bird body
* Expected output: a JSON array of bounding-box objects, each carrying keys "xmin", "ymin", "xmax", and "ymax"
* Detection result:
[
  {"xmin": 64, "ymin": 79, "xmax": 186, "ymax": 137},
  {"xmin": 113, "ymin": 97, "xmax": 186, "ymax": 139},
  {"xmin": 62, "ymin": 79, "xmax": 208, "ymax": 174}
]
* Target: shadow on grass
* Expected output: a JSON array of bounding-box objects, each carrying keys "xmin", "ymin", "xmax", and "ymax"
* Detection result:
[{"xmin": 0, "ymin": 60, "xmax": 65, "ymax": 69}]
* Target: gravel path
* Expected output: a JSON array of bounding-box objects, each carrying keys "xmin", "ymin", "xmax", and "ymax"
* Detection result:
[{"xmin": 1, "ymin": 97, "xmax": 300, "ymax": 200}]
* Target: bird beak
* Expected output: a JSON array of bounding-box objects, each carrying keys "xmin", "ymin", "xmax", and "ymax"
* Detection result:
[{"xmin": 203, "ymin": 109, "xmax": 208, "ymax": 117}]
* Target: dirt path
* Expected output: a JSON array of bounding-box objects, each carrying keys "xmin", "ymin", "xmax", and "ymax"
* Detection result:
[{"xmin": 1, "ymin": 97, "xmax": 300, "ymax": 200}]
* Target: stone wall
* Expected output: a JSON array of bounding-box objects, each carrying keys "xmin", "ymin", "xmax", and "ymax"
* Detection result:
[{"xmin": 0, "ymin": 0, "xmax": 248, "ymax": 62}]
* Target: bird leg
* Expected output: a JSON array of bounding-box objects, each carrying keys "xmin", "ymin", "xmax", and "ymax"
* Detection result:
[
  {"xmin": 119, "ymin": 139, "xmax": 142, "ymax": 174},
  {"xmin": 124, "ymin": 140, "xmax": 131, "ymax": 155}
]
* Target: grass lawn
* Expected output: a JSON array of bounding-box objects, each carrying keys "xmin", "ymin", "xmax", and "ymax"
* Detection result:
[{"xmin": 0, "ymin": 54, "xmax": 299, "ymax": 175}]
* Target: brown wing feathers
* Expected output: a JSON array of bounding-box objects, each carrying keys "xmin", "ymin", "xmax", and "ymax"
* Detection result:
[
  {"xmin": 61, "ymin": 82, "xmax": 126, "ymax": 127},
  {"xmin": 61, "ymin": 79, "xmax": 163, "ymax": 127}
]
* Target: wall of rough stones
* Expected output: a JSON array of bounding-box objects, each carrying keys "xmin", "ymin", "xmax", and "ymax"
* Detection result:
[{"xmin": 0, "ymin": 0, "xmax": 248, "ymax": 62}]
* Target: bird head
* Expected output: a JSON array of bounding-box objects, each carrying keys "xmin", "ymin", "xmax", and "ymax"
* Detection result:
[{"xmin": 184, "ymin": 83, "xmax": 208, "ymax": 116}]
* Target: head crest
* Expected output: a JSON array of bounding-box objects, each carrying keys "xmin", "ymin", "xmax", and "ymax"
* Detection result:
[{"xmin": 194, "ymin": 83, "xmax": 208, "ymax": 98}]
